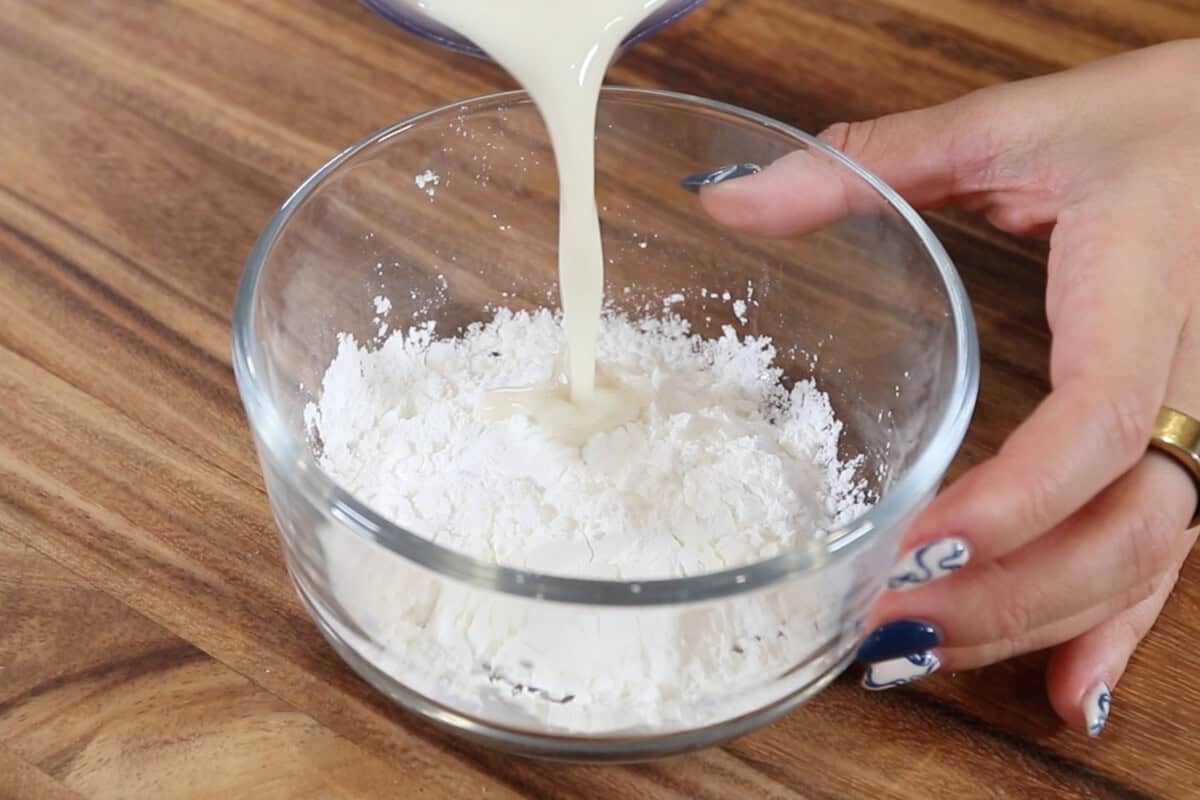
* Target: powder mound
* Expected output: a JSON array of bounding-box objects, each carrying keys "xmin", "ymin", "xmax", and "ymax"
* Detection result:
[{"xmin": 306, "ymin": 307, "xmax": 868, "ymax": 579}]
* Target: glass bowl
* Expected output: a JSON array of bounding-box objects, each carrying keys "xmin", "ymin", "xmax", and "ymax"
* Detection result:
[
  {"xmin": 232, "ymin": 88, "xmax": 979, "ymax": 761},
  {"xmin": 359, "ymin": 0, "xmax": 707, "ymax": 57}
]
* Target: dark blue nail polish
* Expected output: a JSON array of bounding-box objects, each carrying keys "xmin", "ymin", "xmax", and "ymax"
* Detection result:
[
  {"xmin": 856, "ymin": 620, "xmax": 941, "ymax": 663},
  {"xmin": 681, "ymin": 163, "xmax": 761, "ymax": 193}
]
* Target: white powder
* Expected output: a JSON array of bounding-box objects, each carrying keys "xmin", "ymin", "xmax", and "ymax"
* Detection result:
[
  {"xmin": 371, "ymin": 295, "xmax": 391, "ymax": 339},
  {"xmin": 372, "ymin": 295, "xmax": 392, "ymax": 315},
  {"xmin": 306, "ymin": 305, "xmax": 870, "ymax": 732},
  {"xmin": 414, "ymin": 169, "xmax": 440, "ymax": 198},
  {"xmin": 733, "ymin": 299, "xmax": 749, "ymax": 325}
]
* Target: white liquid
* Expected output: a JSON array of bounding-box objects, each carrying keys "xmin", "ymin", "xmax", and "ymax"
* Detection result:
[
  {"xmin": 477, "ymin": 374, "xmax": 641, "ymax": 446},
  {"xmin": 412, "ymin": 0, "xmax": 664, "ymax": 441}
]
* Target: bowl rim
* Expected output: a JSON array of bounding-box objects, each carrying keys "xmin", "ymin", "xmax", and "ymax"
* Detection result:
[{"xmin": 232, "ymin": 86, "xmax": 980, "ymax": 607}]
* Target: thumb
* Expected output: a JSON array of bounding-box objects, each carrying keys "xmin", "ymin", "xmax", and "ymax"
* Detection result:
[{"xmin": 698, "ymin": 93, "xmax": 1007, "ymax": 237}]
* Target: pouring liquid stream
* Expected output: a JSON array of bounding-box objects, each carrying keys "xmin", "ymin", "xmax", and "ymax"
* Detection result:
[{"xmin": 412, "ymin": 0, "xmax": 666, "ymax": 443}]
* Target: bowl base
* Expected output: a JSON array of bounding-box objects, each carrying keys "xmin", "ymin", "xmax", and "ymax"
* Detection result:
[{"xmin": 297, "ymin": 582, "xmax": 858, "ymax": 762}]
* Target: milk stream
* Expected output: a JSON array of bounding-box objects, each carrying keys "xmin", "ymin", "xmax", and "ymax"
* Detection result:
[{"xmin": 411, "ymin": 0, "xmax": 666, "ymax": 442}]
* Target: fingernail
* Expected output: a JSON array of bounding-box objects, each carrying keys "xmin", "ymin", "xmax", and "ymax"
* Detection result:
[
  {"xmin": 857, "ymin": 620, "xmax": 941, "ymax": 663},
  {"xmin": 1084, "ymin": 681, "xmax": 1112, "ymax": 737},
  {"xmin": 862, "ymin": 651, "xmax": 941, "ymax": 691},
  {"xmin": 887, "ymin": 537, "xmax": 971, "ymax": 592},
  {"xmin": 681, "ymin": 163, "xmax": 761, "ymax": 192}
]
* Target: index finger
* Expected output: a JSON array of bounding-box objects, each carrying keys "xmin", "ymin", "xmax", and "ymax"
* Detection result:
[{"xmin": 698, "ymin": 94, "xmax": 997, "ymax": 236}]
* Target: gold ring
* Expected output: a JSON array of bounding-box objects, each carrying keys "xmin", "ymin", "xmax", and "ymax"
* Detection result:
[{"xmin": 1149, "ymin": 406, "xmax": 1200, "ymax": 529}]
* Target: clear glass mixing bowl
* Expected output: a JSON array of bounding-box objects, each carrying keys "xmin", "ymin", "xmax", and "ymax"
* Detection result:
[
  {"xmin": 232, "ymin": 88, "xmax": 979, "ymax": 761},
  {"xmin": 359, "ymin": 0, "xmax": 706, "ymax": 57}
]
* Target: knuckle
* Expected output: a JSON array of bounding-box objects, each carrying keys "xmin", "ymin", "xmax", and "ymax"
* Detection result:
[
  {"xmin": 1121, "ymin": 502, "xmax": 1177, "ymax": 586},
  {"xmin": 994, "ymin": 590, "xmax": 1037, "ymax": 643},
  {"xmin": 1092, "ymin": 387, "xmax": 1156, "ymax": 465},
  {"xmin": 1113, "ymin": 571, "xmax": 1180, "ymax": 652},
  {"xmin": 982, "ymin": 561, "xmax": 1040, "ymax": 643},
  {"xmin": 846, "ymin": 117, "xmax": 882, "ymax": 160},
  {"xmin": 1011, "ymin": 465, "xmax": 1062, "ymax": 536},
  {"xmin": 819, "ymin": 122, "xmax": 853, "ymax": 152},
  {"xmin": 821, "ymin": 119, "xmax": 881, "ymax": 161},
  {"xmin": 1114, "ymin": 610, "xmax": 1146, "ymax": 655},
  {"xmin": 1121, "ymin": 578, "xmax": 1160, "ymax": 616},
  {"xmin": 987, "ymin": 634, "xmax": 1020, "ymax": 666}
]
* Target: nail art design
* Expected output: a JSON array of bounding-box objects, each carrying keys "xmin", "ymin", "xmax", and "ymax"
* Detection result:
[
  {"xmin": 681, "ymin": 163, "xmax": 761, "ymax": 192},
  {"xmin": 887, "ymin": 537, "xmax": 971, "ymax": 592},
  {"xmin": 857, "ymin": 620, "xmax": 941, "ymax": 663},
  {"xmin": 1084, "ymin": 682, "xmax": 1112, "ymax": 737},
  {"xmin": 862, "ymin": 651, "xmax": 941, "ymax": 691}
]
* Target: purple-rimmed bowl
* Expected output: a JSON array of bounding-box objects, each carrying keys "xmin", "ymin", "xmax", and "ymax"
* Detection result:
[{"xmin": 359, "ymin": 0, "xmax": 707, "ymax": 57}]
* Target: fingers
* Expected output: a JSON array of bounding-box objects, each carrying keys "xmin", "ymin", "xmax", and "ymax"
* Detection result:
[
  {"xmin": 698, "ymin": 43, "xmax": 1200, "ymax": 241},
  {"xmin": 867, "ymin": 450, "xmax": 1197, "ymax": 654},
  {"xmin": 698, "ymin": 41, "xmax": 1200, "ymax": 242},
  {"xmin": 1032, "ymin": 327, "xmax": 1200, "ymax": 737},
  {"xmin": 903, "ymin": 206, "xmax": 1181, "ymax": 565},
  {"xmin": 698, "ymin": 149, "xmax": 868, "ymax": 238},
  {"xmin": 695, "ymin": 71, "xmax": 1090, "ymax": 239},
  {"xmin": 859, "ymin": 567, "xmax": 1180, "ymax": 695},
  {"xmin": 846, "ymin": 44, "xmax": 1200, "ymax": 729},
  {"xmin": 1045, "ymin": 562, "xmax": 1186, "ymax": 736},
  {"xmin": 862, "ymin": 317, "xmax": 1200, "ymax": 718},
  {"xmin": 698, "ymin": 92, "xmax": 1009, "ymax": 236},
  {"xmin": 934, "ymin": 574, "xmax": 1164, "ymax": 672}
]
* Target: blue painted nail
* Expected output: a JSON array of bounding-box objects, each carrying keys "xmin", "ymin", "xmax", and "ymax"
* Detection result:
[
  {"xmin": 1084, "ymin": 682, "xmax": 1112, "ymax": 737},
  {"xmin": 681, "ymin": 163, "xmax": 761, "ymax": 192},
  {"xmin": 856, "ymin": 620, "xmax": 941, "ymax": 663},
  {"xmin": 862, "ymin": 651, "xmax": 941, "ymax": 691}
]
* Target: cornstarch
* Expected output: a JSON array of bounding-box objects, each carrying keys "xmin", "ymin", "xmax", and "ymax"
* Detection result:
[{"xmin": 305, "ymin": 306, "xmax": 869, "ymax": 731}]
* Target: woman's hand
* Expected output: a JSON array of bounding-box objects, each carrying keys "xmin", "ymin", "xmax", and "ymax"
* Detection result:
[{"xmin": 696, "ymin": 39, "xmax": 1200, "ymax": 736}]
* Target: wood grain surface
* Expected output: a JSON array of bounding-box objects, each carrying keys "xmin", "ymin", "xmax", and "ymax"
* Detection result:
[{"xmin": 2, "ymin": 1, "xmax": 1199, "ymax": 797}]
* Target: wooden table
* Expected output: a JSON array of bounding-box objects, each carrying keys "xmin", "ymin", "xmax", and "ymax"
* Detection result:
[{"xmin": 2, "ymin": 1, "xmax": 1198, "ymax": 797}]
